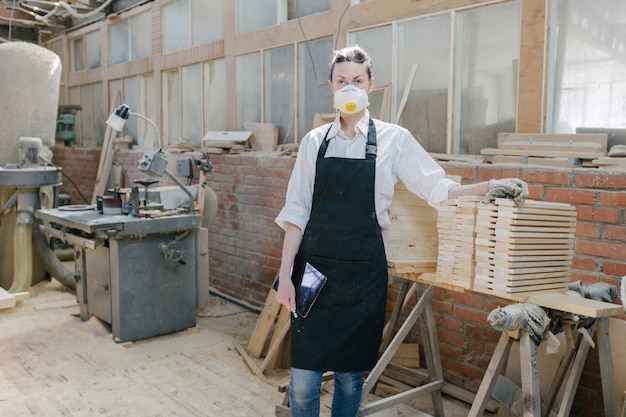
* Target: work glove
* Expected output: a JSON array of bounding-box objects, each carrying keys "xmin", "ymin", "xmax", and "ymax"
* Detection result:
[{"xmin": 482, "ymin": 178, "xmax": 528, "ymax": 205}]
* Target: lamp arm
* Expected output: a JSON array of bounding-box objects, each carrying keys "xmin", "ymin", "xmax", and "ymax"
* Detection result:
[
  {"xmin": 130, "ymin": 111, "xmax": 162, "ymax": 149},
  {"xmin": 164, "ymin": 168, "xmax": 195, "ymax": 214}
]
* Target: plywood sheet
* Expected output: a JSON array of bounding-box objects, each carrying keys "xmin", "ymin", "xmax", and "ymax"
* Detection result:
[{"xmin": 244, "ymin": 122, "xmax": 278, "ymax": 152}]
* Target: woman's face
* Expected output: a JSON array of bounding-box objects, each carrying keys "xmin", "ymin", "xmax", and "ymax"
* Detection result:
[{"xmin": 328, "ymin": 61, "xmax": 375, "ymax": 93}]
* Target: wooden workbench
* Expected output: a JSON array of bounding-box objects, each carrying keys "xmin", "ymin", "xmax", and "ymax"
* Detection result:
[{"xmin": 388, "ymin": 271, "xmax": 624, "ymax": 417}]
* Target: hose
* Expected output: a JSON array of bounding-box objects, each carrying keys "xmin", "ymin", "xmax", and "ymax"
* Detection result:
[
  {"xmin": 8, "ymin": 213, "xmax": 33, "ymax": 293},
  {"xmin": 32, "ymin": 224, "xmax": 76, "ymax": 290},
  {"xmin": 0, "ymin": 190, "xmax": 18, "ymax": 226}
]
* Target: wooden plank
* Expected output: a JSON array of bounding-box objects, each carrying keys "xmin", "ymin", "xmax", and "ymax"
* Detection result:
[
  {"xmin": 246, "ymin": 287, "xmax": 281, "ymax": 358},
  {"xmin": 0, "ymin": 287, "xmax": 16, "ymax": 309},
  {"xmin": 202, "ymin": 131, "xmax": 252, "ymax": 143},
  {"xmin": 516, "ymin": 0, "xmax": 546, "ymax": 133},
  {"xmin": 233, "ymin": 343, "xmax": 267, "ymax": 382},
  {"xmin": 527, "ymin": 292, "xmax": 625, "ymax": 317},
  {"xmin": 497, "ymin": 133, "xmax": 608, "ymax": 150},
  {"xmin": 243, "ymin": 122, "xmax": 278, "ymax": 152},
  {"xmin": 497, "ymin": 140, "xmax": 605, "ymax": 153},
  {"xmin": 481, "ymin": 148, "xmax": 603, "ymax": 159},
  {"xmin": 496, "ymin": 198, "xmax": 576, "ymax": 211},
  {"xmin": 260, "ymin": 309, "xmax": 291, "ymax": 372}
]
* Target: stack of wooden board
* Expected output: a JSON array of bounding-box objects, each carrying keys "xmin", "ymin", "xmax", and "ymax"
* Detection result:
[
  {"xmin": 473, "ymin": 203, "xmax": 499, "ymax": 292},
  {"xmin": 453, "ymin": 197, "xmax": 481, "ymax": 288},
  {"xmin": 435, "ymin": 202, "xmax": 457, "ymax": 282},
  {"xmin": 384, "ymin": 182, "xmax": 439, "ymax": 275},
  {"xmin": 435, "ymin": 197, "xmax": 481, "ymax": 288},
  {"xmin": 476, "ymin": 198, "xmax": 577, "ymax": 299}
]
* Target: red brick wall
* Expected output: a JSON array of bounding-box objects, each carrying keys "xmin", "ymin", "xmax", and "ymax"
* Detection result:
[{"xmin": 52, "ymin": 148, "xmax": 625, "ymax": 417}]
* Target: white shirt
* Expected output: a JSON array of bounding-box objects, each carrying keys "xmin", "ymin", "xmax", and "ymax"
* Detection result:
[{"xmin": 275, "ymin": 112, "xmax": 458, "ymax": 233}]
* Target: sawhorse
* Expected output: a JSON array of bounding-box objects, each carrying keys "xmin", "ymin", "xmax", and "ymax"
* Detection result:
[{"xmin": 468, "ymin": 316, "xmax": 619, "ymax": 417}]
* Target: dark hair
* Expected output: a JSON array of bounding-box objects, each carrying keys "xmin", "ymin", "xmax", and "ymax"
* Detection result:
[{"xmin": 328, "ymin": 45, "xmax": 373, "ymax": 82}]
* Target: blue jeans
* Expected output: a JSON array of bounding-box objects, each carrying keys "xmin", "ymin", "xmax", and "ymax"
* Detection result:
[{"xmin": 289, "ymin": 367, "xmax": 363, "ymax": 417}]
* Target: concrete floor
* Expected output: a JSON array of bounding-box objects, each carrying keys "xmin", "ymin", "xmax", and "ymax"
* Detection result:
[{"xmin": 0, "ymin": 278, "xmax": 491, "ymax": 417}]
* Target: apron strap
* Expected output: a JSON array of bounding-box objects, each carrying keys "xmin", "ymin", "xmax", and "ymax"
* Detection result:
[{"xmin": 318, "ymin": 118, "xmax": 377, "ymax": 160}]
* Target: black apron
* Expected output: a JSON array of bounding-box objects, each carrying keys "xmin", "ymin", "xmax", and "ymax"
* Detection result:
[{"xmin": 291, "ymin": 119, "xmax": 388, "ymax": 372}]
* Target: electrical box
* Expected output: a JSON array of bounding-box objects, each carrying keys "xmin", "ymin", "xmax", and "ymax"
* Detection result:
[
  {"xmin": 176, "ymin": 158, "xmax": 194, "ymax": 178},
  {"xmin": 138, "ymin": 150, "xmax": 168, "ymax": 177}
]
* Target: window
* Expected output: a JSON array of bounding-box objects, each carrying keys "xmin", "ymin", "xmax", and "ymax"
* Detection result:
[
  {"xmin": 396, "ymin": 14, "xmax": 451, "ymax": 153},
  {"xmin": 47, "ymin": 38, "xmax": 66, "ymax": 104},
  {"xmin": 350, "ymin": 25, "xmax": 393, "ymax": 124},
  {"xmin": 265, "ymin": 45, "xmax": 295, "ymax": 144},
  {"xmin": 162, "ymin": 60, "xmax": 227, "ymax": 148},
  {"xmin": 70, "ymin": 30, "xmax": 101, "ymax": 71},
  {"xmin": 288, "ymin": 0, "xmax": 329, "ymax": 20},
  {"xmin": 162, "ymin": 0, "xmax": 222, "ymax": 54},
  {"xmin": 298, "ymin": 37, "xmax": 333, "ymax": 135},
  {"xmin": 69, "ymin": 83, "xmax": 104, "ymax": 145},
  {"xmin": 235, "ymin": 53, "xmax": 262, "ymax": 130},
  {"xmin": 548, "ymin": 0, "xmax": 626, "ymax": 134},
  {"xmin": 109, "ymin": 74, "xmax": 157, "ymax": 148},
  {"xmin": 109, "ymin": 11, "xmax": 151, "ymax": 65},
  {"xmin": 348, "ymin": 1, "xmax": 520, "ymax": 154},
  {"xmin": 454, "ymin": 2, "xmax": 520, "ymax": 154},
  {"xmin": 237, "ymin": 37, "xmax": 332, "ymax": 142},
  {"xmin": 236, "ymin": 0, "xmax": 329, "ymax": 34}
]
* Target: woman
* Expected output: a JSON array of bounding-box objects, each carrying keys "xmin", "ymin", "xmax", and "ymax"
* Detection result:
[{"xmin": 275, "ymin": 45, "xmax": 501, "ymax": 417}]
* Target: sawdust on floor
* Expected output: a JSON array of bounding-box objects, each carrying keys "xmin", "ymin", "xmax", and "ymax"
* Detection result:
[{"xmin": 0, "ymin": 278, "xmax": 478, "ymax": 417}]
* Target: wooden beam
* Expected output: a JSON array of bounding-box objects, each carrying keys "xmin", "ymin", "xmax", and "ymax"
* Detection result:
[{"xmin": 516, "ymin": 0, "xmax": 548, "ymax": 133}]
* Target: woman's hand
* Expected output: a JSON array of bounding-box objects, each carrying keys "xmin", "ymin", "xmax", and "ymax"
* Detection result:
[
  {"xmin": 275, "ymin": 274, "xmax": 297, "ymax": 316},
  {"xmin": 275, "ymin": 223, "xmax": 304, "ymax": 317}
]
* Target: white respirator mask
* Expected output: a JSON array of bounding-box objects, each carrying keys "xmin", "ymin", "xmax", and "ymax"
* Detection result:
[{"xmin": 333, "ymin": 85, "xmax": 369, "ymax": 115}]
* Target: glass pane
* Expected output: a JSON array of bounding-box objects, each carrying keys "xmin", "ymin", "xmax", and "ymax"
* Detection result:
[
  {"xmin": 93, "ymin": 82, "xmax": 104, "ymax": 145},
  {"xmin": 265, "ymin": 45, "xmax": 295, "ymax": 144},
  {"xmin": 550, "ymin": 0, "xmax": 626, "ymax": 139},
  {"xmin": 395, "ymin": 13, "xmax": 451, "ymax": 153},
  {"xmin": 80, "ymin": 85, "xmax": 94, "ymax": 142},
  {"xmin": 181, "ymin": 64, "xmax": 203, "ymax": 145},
  {"xmin": 192, "ymin": 0, "xmax": 222, "ymax": 45},
  {"xmin": 298, "ymin": 37, "xmax": 333, "ymax": 137},
  {"xmin": 235, "ymin": 52, "xmax": 262, "ymax": 130},
  {"xmin": 109, "ymin": 20, "xmax": 129, "ymax": 65},
  {"xmin": 163, "ymin": 70, "xmax": 181, "ymax": 146},
  {"xmin": 72, "ymin": 37, "xmax": 85, "ymax": 71},
  {"xmin": 130, "ymin": 12, "xmax": 152, "ymax": 60},
  {"xmin": 123, "ymin": 76, "xmax": 140, "ymax": 143},
  {"xmin": 348, "ymin": 25, "xmax": 393, "ymax": 92},
  {"xmin": 163, "ymin": 0, "xmax": 190, "ymax": 54},
  {"xmin": 85, "ymin": 30, "xmax": 101, "ymax": 69},
  {"xmin": 69, "ymin": 87, "xmax": 82, "ymax": 142},
  {"xmin": 109, "ymin": 78, "xmax": 123, "ymax": 109},
  {"xmin": 288, "ymin": 0, "xmax": 329, "ymax": 19},
  {"xmin": 236, "ymin": 0, "xmax": 277, "ymax": 34},
  {"xmin": 455, "ymin": 1, "xmax": 520, "ymax": 154},
  {"xmin": 203, "ymin": 59, "xmax": 227, "ymax": 133}
]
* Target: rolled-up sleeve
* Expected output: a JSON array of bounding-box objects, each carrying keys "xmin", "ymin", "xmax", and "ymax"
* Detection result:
[
  {"xmin": 394, "ymin": 128, "xmax": 458, "ymax": 207},
  {"xmin": 275, "ymin": 133, "xmax": 319, "ymax": 232}
]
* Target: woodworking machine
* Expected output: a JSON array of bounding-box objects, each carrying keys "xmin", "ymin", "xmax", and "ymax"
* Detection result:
[{"xmin": 35, "ymin": 151, "xmax": 212, "ymax": 343}]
